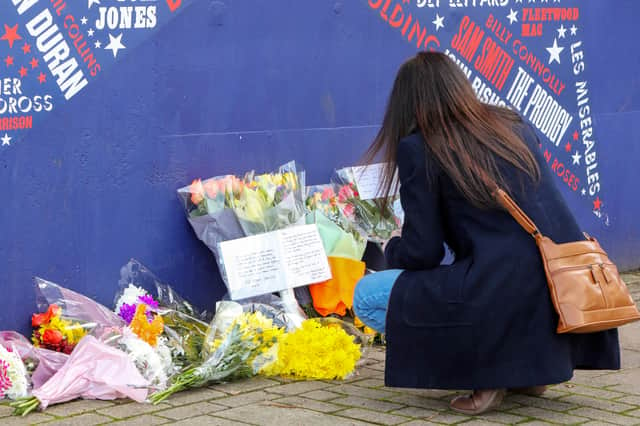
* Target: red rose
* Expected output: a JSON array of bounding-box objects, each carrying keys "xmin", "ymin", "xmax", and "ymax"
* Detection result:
[{"xmin": 42, "ymin": 329, "xmax": 63, "ymax": 345}]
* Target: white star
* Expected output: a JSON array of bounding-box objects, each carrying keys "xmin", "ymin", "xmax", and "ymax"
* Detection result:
[
  {"xmin": 432, "ymin": 14, "xmax": 444, "ymax": 31},
  {"xmin": 581, "ymin": 188, "xmax": 586, "ymax": 196},
  {"xmin": 88, "ymin": 0, "xmax": 100, "ymax": 9},
  {"xmin": 104, "ymin": 33, "xmax": 125, "ymax": 58},
  {"xmin": 507, "ymin": 8, "xmax": 518, "ymax": 25},
  {"xmin": 94, "ymin": 40, "xmax": 102, "ymax": 48},
  {"xmin": 572, "ymin": 151, "xmax": 582, "ymax": 165},
  {"xmin": 81, "ymin": 16, "xmax": 88, "ymax": 25},
  {"xmin": 557, "ymin": 24, "xmax": 567, "ymax": 39},
  {"xmin": 88, "ymin": 28, "xmax": 94, "ymax": 37},
  {"xmin": 1, "ymin": 133, "xmax": 11, "ymax": 146},
  {"xmin": 570, "ymin": 25, "xmax": 578, "ymax": 36},
  {"xmin": 546, "ymin": 38, "xmax": 564, "ymax": 64}
]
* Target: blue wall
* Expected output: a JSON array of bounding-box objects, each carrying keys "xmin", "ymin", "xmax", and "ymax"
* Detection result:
[{"xmin": 1, "ymin": 0, "xmax": 638, "ymax": 333}]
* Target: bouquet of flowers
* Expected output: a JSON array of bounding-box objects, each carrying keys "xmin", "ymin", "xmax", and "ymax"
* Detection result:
[
  {"xmin": 0, "ymin": 331, "xmax": 68, "ymax": 390},
  {"xmin": 304, "ymin": 185, "xmax": 368, "ymax": 317},
  {"xmin": 150, "ymin": 301, "xmax": 369, "ymax": 404},
  {"xmin": 11, "ymin": 336, "xmax": 149, "ymax": 416},
  {"xmin": 0, "ymin": 343, "xmax": 29, "ymax": 400},
  {"xmin": 260, "ymin": 317, "xmax": 364, "ymax": 380},
  {"xmin": 177, "ymin": 161, "xmax": 306, "ymax": 264},
  {"xmin": 150, "ymin": 302, "xmax": 285, "ymax": 404},
  {"xmin": 305, "ymin": 185, "xmax": 367, "ymax": 260},
  {"xmin": 31, "ymin": 304, "xmax": 86, "ymax": 354},
  {"xmin": 117, "ymin": 259, "xmax": 210, "ymax": 367},
  {"xmin": 178, "ymin": 162, "xmax": 322, "ymax": 310},
  {"xmin": 12, "ymin": 278, "xmax": 176, "ymax": 416},
  {"xmin": 332, "ymin": 166, "xmax": 402, "ymax": 243},
  {"xmin": 33, "ymin": 277, "xmax": 124, "ymax": 343}
]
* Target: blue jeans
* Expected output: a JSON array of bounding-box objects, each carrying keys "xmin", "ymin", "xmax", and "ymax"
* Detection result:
[{"xmin": 352, "ymin": 269, "xmax": 403, "ymax": 334}]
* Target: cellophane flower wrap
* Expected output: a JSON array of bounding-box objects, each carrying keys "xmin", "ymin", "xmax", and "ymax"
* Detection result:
[
  {"xmin": 305, "ymin": 185, "xmax": 367, "ymax": 261},
  {"xmin": 234, "ymin": 161, "xmax": 306, "ymax": 235},
  {"xmin": 177, "ymin": 162, "xmax": 307, "ymax": 301},
  {"xmin": 331, "ymin": 166, "xmax": 402, "ymax": 243},
  {"xmin": 177, "ymin": 161, "xmax": 305, "ymax": 257},
  {"xmin": 150, "ymin": 301, "xmax": 371, "ymax": 404},
  {"xmin": 12, "ymin": 277, "xmax": 177, "ymax": 416},
  {"xmin": 0, "ymin": 331, "xmax": 68, "ymax": 390},
  {"xmin": 32, "ymin": 278, "xmax": 125, "ymax": 354},
  {"xmin": 11, "ymin": 336, "xmax": 149, "ymax": 416},
  {"xmin": 117, "ymin": 259, "xmax": 210, "ymax": 368},
  {"xmin": 149, "ymin": 301, "xmax": 286, "ymax": 404}
]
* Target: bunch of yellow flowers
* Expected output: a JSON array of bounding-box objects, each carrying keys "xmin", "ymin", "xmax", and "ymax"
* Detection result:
[{"xmin": 260, "ymin": 318, "xmax": 361, "ymax": 380}]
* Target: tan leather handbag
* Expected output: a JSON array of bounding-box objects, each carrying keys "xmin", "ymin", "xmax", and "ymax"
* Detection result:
[{"xmin": 495, "ymin": 188, "xmax": 640, "ymax": 334}]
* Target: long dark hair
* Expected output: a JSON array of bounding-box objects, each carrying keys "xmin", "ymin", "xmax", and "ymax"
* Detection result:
[{"xmin": 365, "ymin": 51, "xmax": 540, "ymax": 209}]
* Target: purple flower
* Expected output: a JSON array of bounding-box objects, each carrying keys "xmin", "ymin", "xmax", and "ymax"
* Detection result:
[
  {"xmin": 118, "ymin": 303, "xmax": 137, "ymax": 324},
  {"xmin": 137, "ymin": 294, "xmax": 158, "ymax": 309},
  {"xmin": 137, "ymin": 295, "xmax": 159, "ymax": 322},
  {"xmin": 118, "ymin": 295, "xmax": 159, "ymax": 324}
]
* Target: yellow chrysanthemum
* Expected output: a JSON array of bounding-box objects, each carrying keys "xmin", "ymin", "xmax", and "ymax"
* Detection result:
[
  {"xmin": 130, "ymin": 304, "xmax": 164, "ymax": 347},
  {"xmin": 211, "ymin": 311, "xmax": 284, "ymax": 358},
  {"xmin": 260, "ymin": 319, "xmax": 361, "ymax": 380}
]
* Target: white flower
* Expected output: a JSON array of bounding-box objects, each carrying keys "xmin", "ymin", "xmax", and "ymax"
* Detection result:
[
  {"xmin": 119, "ymin": 329, "xmax": 175, "ymax": 391},
  {"xmin": 115, "ymin": 284, "xmax": 149, "ymax": 313},
  {"xmin": 0, "ymin": 344, "xmax": 29, "ymax": 399}
]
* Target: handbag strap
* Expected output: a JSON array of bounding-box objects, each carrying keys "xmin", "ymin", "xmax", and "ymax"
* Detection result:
[{"xmin": 493, "ymin": 188, "xmax": 543, "ymax": 241}]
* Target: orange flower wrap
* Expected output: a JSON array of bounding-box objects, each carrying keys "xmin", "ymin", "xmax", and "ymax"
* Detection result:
[{"xmin": 309, "ymin": 257, "xmax": 366, "ymax": 317}]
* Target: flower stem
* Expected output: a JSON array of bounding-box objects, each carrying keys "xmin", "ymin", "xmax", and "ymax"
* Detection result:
[{"xmin": 10, "ymin": 396, "xmax": 40, "ymax": 416}]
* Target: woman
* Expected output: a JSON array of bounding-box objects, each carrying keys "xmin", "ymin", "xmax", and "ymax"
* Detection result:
[{"xmin": 352, "ymin": 52, "xmax": 620, "ymax": 415}]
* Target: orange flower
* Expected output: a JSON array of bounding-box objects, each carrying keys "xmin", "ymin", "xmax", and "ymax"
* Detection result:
[
  {"xmin": 189, "ymin": 179, "xmax": 205, "ymax": 205},
  {"xmin": 129, "ymin": 304, "xmax": 164, "ymax": 347},
  {"xmin": 32, "ymin": 304, "xmax": 62, "ymax": 327},
  {"xmin": 203, "ymin": 179, "xmax": 218, "ymax": 198}
]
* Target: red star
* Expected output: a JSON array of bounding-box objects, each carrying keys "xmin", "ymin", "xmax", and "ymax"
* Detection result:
[
  {"xmin": 1, "ymin": 24, "xmax": 22, "ymax": 49},
  {"xmin": 38, "ymin": 72, "xmax": 46, "ymax": 84},
  {"xmin": 565, "ymin": 142, "xmax": 572, "ymax": 152},
  {"xmin": 4, "ymin": 55, "xmax": 13, "ymax": 66},
  {"xmin": 593, "ymin": 197, "xmax": 602, "ymax": 210},
  {"xmin": 19, "ymin": 66, "xmax": 27, "ymax": 78},
  {"xmin": 21, "ymin": 43, "xmax": 31, "ymax": 54},
  {"xmin": 573, "ymin": 130, "xmax": 579, "ymax": 141},
  {"xmin": 30, "ymin": 57, "xmax": 38, "ymax": 68}
]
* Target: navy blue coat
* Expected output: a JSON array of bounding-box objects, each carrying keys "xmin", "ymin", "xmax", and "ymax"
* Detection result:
[{"xmin": 384, "ymin": 122, "xmax": 620, "ymax": 390}]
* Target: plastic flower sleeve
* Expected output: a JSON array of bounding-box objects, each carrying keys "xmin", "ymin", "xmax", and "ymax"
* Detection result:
[
  {"xmin": 118, "ymin": 259, "xmax": 212, "ymax": 321},
  {"xmin": 116, "ymin": 259, "xmax": 210, "ymax": 366},
  {"xmin": 177, "ymin": 177, "xmax": 247, "ymax": 266},
  {"xmin": 150, "ymin": 303, "xmax": 285, "ymax": 404},
  {"xmin": 305, "ymin": 184, "xmax": 367, "ymax": 260},
  {"xmin": 0, "ymin": 331, "xmax": 68, "ymax": 390},
  {"xmin": 234, "ymin": 161, "xmax": 307, "ymax": 235},
  {"xmin": 33, "ymin": 278, "xmax": 124, "ymax": 349},
  {"xmin": 12, "ymin": 336, "xmax": 149, "ymax": 415},
  {"xmin": 331, "ymin": 166, "xmax": 401, "ymax": 243}
]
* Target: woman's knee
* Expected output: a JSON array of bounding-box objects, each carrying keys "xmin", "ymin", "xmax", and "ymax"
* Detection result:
[{"xmin": 353, "ymin": 274, "xmax": 374, "ymax": 314}]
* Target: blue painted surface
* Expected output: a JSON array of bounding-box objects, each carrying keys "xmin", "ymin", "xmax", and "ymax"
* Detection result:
[{"xmin": 0, "ymin": 0, "xmax": 638, "ymax": 333}]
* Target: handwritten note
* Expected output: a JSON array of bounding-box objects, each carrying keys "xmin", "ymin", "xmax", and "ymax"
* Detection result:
[
  {"xmin": 219, "ymin": 225, "xmax": 331, "ymax": 300},
  {"xmin": 352, "ymin": 163, "xmax": 399, "ymax": 200}
]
